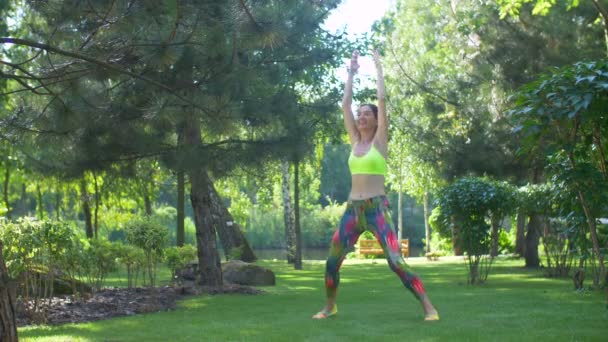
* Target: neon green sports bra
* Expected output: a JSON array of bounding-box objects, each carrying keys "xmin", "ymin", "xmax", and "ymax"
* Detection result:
[{"xmin": 348, "ymin": 144, "xmax": 387, "ymax": 176}]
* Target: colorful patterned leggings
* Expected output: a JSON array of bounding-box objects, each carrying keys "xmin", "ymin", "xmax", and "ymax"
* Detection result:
[{"xmin": 324, "ymin": 196, "xmax": 427, "ymax": 301}]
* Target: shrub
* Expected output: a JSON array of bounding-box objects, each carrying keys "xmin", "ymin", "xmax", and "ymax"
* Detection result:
[
  {"xmin": 0, "ymin": 218, "xmax": 83, "ymax": 321},
  {"xmin": 164, "ymin": 244, "xmax": 197, "ymax": 279},
  {"xmin": 433, "ymin": 177, "xmax": 517, "ymax": 284},
  {"xmin": 81, "ymin": 238, "xmax": 119, "ymax": 290},
  {"xmin": 125, "ymin": 217, "xmax": 168, "ymax": 287},
  {"xmin": 115, "ymin": 243, "xmax": 146, "ymax": 288}
]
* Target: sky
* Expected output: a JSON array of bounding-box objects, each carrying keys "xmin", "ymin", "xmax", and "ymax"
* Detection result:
[
  {"xmin": 323, "ymin": 0, "xmax": 394, "ymax": 78},
  {"xmin": 324, "ymin": 0, "xmax": 393, "ymax": 35}
]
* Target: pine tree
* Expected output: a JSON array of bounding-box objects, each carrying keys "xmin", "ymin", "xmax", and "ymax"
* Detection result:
[{"xmin": 2, "ymin": 0, "xmax": 344, "ymax": 285}]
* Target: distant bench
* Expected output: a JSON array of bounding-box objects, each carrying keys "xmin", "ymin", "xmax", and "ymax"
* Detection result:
[{"xmin": 357, "ymin": 239, "xmax": 409, "ymax": 258}]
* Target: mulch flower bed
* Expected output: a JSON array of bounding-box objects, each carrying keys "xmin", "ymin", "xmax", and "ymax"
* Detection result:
[{"xmin": 16, "ymin": 284, "xmax": 264, "ymax": 327}]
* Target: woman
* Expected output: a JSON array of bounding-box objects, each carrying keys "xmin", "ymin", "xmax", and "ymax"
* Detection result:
[{"xmin": 312, "ymin": 50, "xmax": 439, "ymax": 321}]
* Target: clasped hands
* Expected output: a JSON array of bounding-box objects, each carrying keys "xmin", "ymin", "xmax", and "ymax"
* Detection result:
[{"xmin": 348, "ymin": 50, "xmax": 383, "ymax": 75}]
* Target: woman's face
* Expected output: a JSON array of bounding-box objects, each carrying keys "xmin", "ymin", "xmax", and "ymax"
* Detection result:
[{"xmin": 356, "ymin": 105, "xmax": 377, "ymax": 130}]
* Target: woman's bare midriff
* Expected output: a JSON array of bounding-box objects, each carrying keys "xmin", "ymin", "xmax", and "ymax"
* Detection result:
[{"xmin": 349, "ymin": 174, "xmax": 386, "ymax": 200}]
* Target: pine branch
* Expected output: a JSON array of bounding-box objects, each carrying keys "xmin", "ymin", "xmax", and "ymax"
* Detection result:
[
  {"xmin": 0, "ymin": 58, "xmax": 85, "ymax": 115},
  {"xmin": 0, "ymin": 37, "xmax": 212, "ymax": 114},
  {"xmin": 1, "ymin": 116, "xmax": 72, "ymax": 135},
  {"xmin": 0, "ymin": 69, "xmax": 50, "ymax": 95},
  {"xmin": 238, "ymin": 0, "xmax": 262, "ymax": 30},
  {"xmin": 80, "ymin": 0, "xmax": 117, "ymax": 50},
  {"xmin": 166, "ymin": 0, "xmax": 180, "ymax": 44},
  {"xmin": 1, "ymin": 59, "xmax": 91, "ymax": 82},
  {"xmin": 8, "ymin": 49, "xmax": 44, "ymax": 66}
]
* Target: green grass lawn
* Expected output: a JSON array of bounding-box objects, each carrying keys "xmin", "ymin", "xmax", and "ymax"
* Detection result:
[{"xmin": 18, "ymin": 257, "xmax": 607, "ymax": 341}]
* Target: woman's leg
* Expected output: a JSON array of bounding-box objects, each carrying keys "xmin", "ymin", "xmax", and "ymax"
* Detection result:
[
  {"xmin": 367, "ymin": 197, "xmax": 439, "ymax": 320},
  {"xmin": 313, "ymin": 205, "xmax": 362, "ymax": 318}
]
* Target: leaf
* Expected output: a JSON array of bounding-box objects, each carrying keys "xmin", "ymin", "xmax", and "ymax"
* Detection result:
[
  {"xmin": 582, "ymin": 93, "xmax": 593, "ymax": 108},
  {"xmin": 596, "ymin": 82, "xmax": 608, "ymax": 90}
]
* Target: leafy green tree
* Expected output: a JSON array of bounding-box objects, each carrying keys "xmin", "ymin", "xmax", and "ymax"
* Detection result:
[
  {"xmin": 379, "ymin": 0, "xmax": 605, "ymax": 264},
  {"xmin": 497, "ymin": 0, "xmax": 608, "ymax": 55},
  {"xmin": 497, "ymin": 0, "xmax": 584, "ymax": 16},
  {"xmin": 509, "ymin": 60, "xmax": 608, "ymax": 287},
  {"xmin": 386, "ymin": 107, "xmax": 445, "ymax": 250},
  {"xmin": 379, "ymin": 1, "xmax": 512, "ymax": 181},
  {"xmin": 381, "ymin": 0, "xmax": 603, "ymax": 182}
]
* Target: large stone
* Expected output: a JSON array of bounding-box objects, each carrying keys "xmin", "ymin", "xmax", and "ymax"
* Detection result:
[
  {"xmin": 175, "ymin": 262, "xmax": 199, "ymax": 281},
  {"xmin": 222, "ymin": 260, "xmax": 275, "ymax": 286}
]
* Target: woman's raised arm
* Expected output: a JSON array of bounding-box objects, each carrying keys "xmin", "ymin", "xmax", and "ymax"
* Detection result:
[
  {"xmin": 342, "ymin": 51, "xmax": 360, "ymax": 144},
  {"xmin": 373, "ymin": 50, "xmax": 388, "ymax": 152}
]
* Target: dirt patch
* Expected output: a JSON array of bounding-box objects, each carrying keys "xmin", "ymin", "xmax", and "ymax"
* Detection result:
[{"xmin": 16, "ymin": 284, "xmax": 265, "ymax": 327}]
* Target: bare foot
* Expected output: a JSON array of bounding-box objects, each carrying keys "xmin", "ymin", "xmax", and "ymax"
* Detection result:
[
  {"xmin": 424, "ymin": 308, "xmax": 439, "ymax": 321},
  {"xmin": 312, "ymin": 304, "xmax": 338, "ymax": 319}
]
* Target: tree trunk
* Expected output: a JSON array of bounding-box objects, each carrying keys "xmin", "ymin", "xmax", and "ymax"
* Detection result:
[
  {"xmin": 0, "ymin": 240, "xmax": 18, "ymax": 342},
  {"xmin": 36, "ymin": 184, "xmax": 44, "ymax": 220},
  {"xmin": 207, "ymin": 174, "xmax": 257, "ymax": 262},
  {"xmin": 575, "ymin": 189, "xmax": 606, "ymax": 288},
  {"xmin": 515, "ymin": 209, "xmax": 526, "ymax": 257},
  {"xmin": 490, "ymin": 215, "xmax": 500, "ymax": 257},
  {"xmin": 184, "ymin": 115, "xmax": 223, "ymax": 287},
  {"xmin": 177, "ymin": 170, "xmax": 185, "ymax": 247},
  {"xmin": 139, "ymin": 166, "xmax": 153, "ymax": 217},
  {"xmin": 397, "ymin": 190, "xmax": 403, "ymax": 242},
  {"xmin": 189, "ymin": 169, "xmax": 223, "ymax": 287},
  {"xmin": 452, "ymin": 216, "xmax": 463, "ymax": 256},
  {"xmin": 3, "ymin": 164, "xmax": 11, "ymax": 219},
  {"xmin": 80, "ymin": 178, "xmax": 94, "ymax": 239},
  {"xmin": 525, "ymin": 214, "xmax": 541, "ymax": 268},
  {"xmin": 143, "ymin": 181, "xmax": 152, "ymax": 217},
  {"xmin": 423, "ymin": 192, "xmax": 431, "ymax": 253},
  {"xmin": 293, "ymin": 158, "xmax": 302, "ymax": 270},
  {"xmin": 281, "ymin": 160, "xmax": 296, "ymax": 264},
  {"xmin": 93, "ymin": 173, "xmax": 100, "ymax": 239}
]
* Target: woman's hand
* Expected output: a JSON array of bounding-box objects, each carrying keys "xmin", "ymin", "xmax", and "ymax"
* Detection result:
[
  {"xmin": 372, "ymin": 50, "xmax": 383, "ymax": 72},
  {"xmin": 349, "ymin": 50, "xmax": 360, "ymax": 75},
  {"xmin": 372, "ymin": 50, "xmax": 385, "ymax": 99}
]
